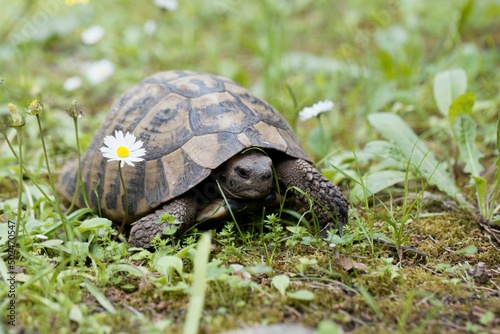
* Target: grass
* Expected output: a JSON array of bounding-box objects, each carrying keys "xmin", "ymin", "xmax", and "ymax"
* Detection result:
[{"xmin": 1, "ymin": 0, "xmax": 500, "ymax": 333}]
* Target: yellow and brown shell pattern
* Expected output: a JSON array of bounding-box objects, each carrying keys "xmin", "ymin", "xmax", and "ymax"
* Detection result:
[{"xmin": 59, "ymin": 70, "xmax": 311, "ymax": 221}]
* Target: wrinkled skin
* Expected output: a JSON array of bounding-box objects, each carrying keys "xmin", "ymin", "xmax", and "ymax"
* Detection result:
[{"xmin": 214, "ymin": 150, "xmax": 273, "ymax": 199}]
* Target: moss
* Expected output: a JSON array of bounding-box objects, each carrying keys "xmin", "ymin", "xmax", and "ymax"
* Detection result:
[{"xmin": 412, "ymin": 211, "xmax": 500, "ymax": 271}]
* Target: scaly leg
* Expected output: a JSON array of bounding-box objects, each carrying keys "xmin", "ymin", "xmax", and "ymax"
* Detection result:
[
  {"xmin": 129, "ymin": 193, "xmax": 198, "ymax": 248},
  {"xmin": 275, "ymin": 158, "xmax": 348, "ymax": 234}
]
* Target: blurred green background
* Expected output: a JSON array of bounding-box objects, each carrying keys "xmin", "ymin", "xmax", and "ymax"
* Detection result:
[{"xmin": 2, "ymin": 0, "xmax": 498, "ymax": 160}]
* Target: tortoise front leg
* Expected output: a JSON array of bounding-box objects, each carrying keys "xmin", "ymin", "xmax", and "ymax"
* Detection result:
[
  {"xmin": 129, "ymin": 193, "xmax": 198, "ymax": 248},
  {"xmin": 274, "ymin": 158, "xmax": 348, "ymax": 234}
]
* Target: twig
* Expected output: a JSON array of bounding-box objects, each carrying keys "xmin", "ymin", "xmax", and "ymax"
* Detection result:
[{"xmin": 371, "ymin": 237, "xmax": 430, "ymax": 258}]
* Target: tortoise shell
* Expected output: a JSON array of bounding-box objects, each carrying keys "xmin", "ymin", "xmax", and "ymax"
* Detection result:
[{"xmin": 60, "ymin": 70, "xmax": 311, "ymax": 221}]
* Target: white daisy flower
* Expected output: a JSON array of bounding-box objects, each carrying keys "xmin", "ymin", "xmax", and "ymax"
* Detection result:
[
  {"xmin": 81, "ymin": 25, "xmax": 105, "ymax": 45},
  {"xmin": 100, "ymin": 130, "xmax": 146, "ymax": 167},
  {"xmin": 154, "ymin": 0, "xmax": 178, "ymax": 11},
  {"xmin": 143, "ymin": 20, "xmax": 158, "ymax": 35},
  {"xmin": 84, "ymin": 59, "xmax": 115, "ymax": 85},
  {"xmin": 63, "ymin": 76, "xmax": 82, "ymax": 91},
  {"xmin": 298, "ymin": 100, "xmax": 335, "ymax": 121}
]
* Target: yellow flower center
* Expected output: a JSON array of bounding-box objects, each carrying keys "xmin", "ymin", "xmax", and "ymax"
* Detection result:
[{"xmin": 116, "ymin": 146, "xmax": 130, "ymax": 158}]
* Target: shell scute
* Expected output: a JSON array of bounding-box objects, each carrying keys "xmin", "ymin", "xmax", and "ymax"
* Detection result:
[
  {"xmin": 60, "ymin": 71, "xmax": 310, "ymax": 220},
  {"xmin": 144, "ymin": 159, "xmax": 170, "ymax": 209},
  {"xmin": 189, "ymin": 92, "xmax": 258, "ymax": 135}
]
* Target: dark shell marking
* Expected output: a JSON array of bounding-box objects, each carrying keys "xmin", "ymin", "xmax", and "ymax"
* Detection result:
[{"xmin": 60, "ymin": 71, "xmax": 310, "ymax": 221}]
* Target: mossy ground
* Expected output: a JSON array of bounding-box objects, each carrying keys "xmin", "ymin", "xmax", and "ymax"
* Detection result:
[{"xmin": 9, "ymin": 207, "xmax": 498, "ymax": 334}]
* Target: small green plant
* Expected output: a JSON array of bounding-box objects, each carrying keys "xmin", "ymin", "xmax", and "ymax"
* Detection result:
[
  {"xmin": 261, "ymin": 213, "xmax": 286, "ymax": 265},
  {"xmin": 355, "ymin": 112, "xmax": 465, "ymax": 205},
  {"xmin": 216, "ymin": 220, "xmax": 236, "ymax": 246},
  {"xmin": 433, "ymin": 68, "xmax": 500, "ymax": 221},
  {"xmin": 374, "ymin": 257, "xmax": 400, "ymax": 281},
  {"xmin": 2, "ymin": 100, "xmax": 77, "ymax": 261},
  {"xmin": 26, "ymin": 100, "xmax": 75, "ymax": 241},
  {"xmin": 285, "ymin": 225, "xmax": 318, "ymax": 247},
  {"xmin": 349, "ymin": 123, "xmax": 437, "ymax": 257},
  {"xmin": 294, "ymin": 256, "xmax": 318, "ymax": 275},
  {"xmin": 271, "ymin": 274, "xmax": 315, "ymax": 301},
  {"xmin": 351, "ymin": 68, "xmax": 499, "ymax": 252},
  {"xmin": 158, "ymin": 211, "xmax": 183, "ymax": 237},
  {"xmin": 435, "ymin": 262, "xmax": 474, "ymax": 286}
]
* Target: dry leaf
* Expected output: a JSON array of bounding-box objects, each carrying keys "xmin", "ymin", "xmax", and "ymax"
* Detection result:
[{"xmin": 337, "ymin": 256, "xmax": 368, "ymax": 272}]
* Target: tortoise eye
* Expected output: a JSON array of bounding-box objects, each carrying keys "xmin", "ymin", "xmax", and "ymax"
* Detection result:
[{"xmin": 236, "ymin": 167, "xmax": 250, "ymax": 179}]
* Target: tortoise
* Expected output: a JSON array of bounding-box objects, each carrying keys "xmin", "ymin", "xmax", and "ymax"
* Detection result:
[{"xmin": 59, "ymin": 70, "xmax": 348, "ymax": 248}]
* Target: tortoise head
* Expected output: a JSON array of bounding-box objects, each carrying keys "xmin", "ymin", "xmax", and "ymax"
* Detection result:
[{"xmin": 214, "ymin": 150, "xmax": 273, "ymax": 199}]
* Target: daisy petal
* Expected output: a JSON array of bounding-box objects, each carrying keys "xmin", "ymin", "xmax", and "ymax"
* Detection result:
[
  {"xmin": 115, "ymin": 130, "xmax": 124, "ymax": 142},
  {"xmin": 103, "ymin": 135, "xmax": 118, "ymax": 148},
  {"xmin": 128, "ymin": 157, "xmax": 145, "ymax": 163},
  {"xmin": 100, "ymin": 130, "xmax": 147, "ymax": 168},
  {"xmin": 130, "ymin": 139, "xmax": 144, "ymax": 151},
  {"xmin": 299, "ymin": 99, "xmax": 334, "ymax": 121}
]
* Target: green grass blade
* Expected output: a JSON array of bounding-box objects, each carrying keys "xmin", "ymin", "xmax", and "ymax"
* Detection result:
[
  {"xmin": 497, "ymin": 112, "xmax": 500, "ymax": 153},
  {"xmin": 82, "ymin": 281, "xmax": 117, "ymax": 314},
  {"xmin": 183, "ymin": 233, "xmax": 211, "ymax": 334},
  {"xmin": 397, "ymin": 290, "xmax": 415, "ymax": 332},
  {"xmin": 493, "ymin": 113, "xmax": 500, "ymax": 216},
  {"xmin": 358, "ymin": 286, "xmax": 384, "ymax": 320}
]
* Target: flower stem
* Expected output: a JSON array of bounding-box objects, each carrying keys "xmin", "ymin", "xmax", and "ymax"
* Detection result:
[
  {"xmin": 68, "ymin": 116, "xmax": 90, "ymax": 211},
  {"xmin": 35, "ymin": 115, "xmax": 75, "ymax": 243},
  {"xmin": 14, "ymin": 127, "xmax": 23, "ymax": 239},
  {"xmin": 117, "ymin": 163, "xmax": 129, "ymax": 238},
  {"xmin": 1, "ymin": 128, "xmax": 54, "ymax": 207},
  {"xmin": 317, "ymin": 113, "xmax": 328, "ymax": 156}
]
